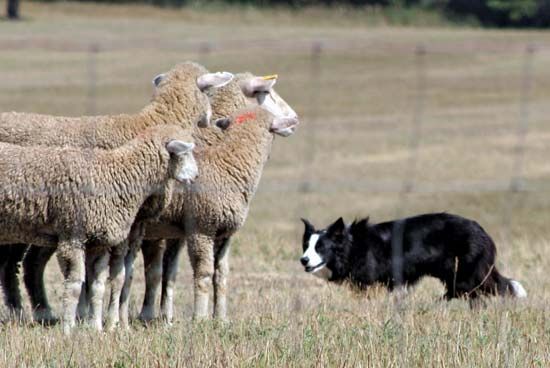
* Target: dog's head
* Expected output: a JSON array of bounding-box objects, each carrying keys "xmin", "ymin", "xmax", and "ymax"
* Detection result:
[{"xmin": 299, "ymin": 217, "xmax": 349, "ymax": 280}]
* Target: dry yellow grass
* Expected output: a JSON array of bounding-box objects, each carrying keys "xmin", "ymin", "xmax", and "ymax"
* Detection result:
[{"xmin": 1, "ymin": 2, "xmax": 550, "ymax": 366}]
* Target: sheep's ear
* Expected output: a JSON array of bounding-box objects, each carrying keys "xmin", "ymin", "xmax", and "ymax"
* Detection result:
[
  {"xmin": 241, "ymin": 75, "xmax": 278, "ymax": 96},
  {"xmin": 215, "ymin": 117, "xmax": 232, "ymax": 130},
  {"xmin": 197, "ymin": 72, "xmax": 234, "ymax": 91},
  {"xmin": 167, "ymin": 140, "xmax": 195, "ymax": 155},
  {"xmin": 152, "ymin": 73, "xmax": 166, "ymax": 87}
]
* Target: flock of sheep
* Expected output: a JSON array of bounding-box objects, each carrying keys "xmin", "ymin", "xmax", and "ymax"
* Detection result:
[{"xmin": 0, "ymin": 62, "xmax": 299, "ymax": 334}]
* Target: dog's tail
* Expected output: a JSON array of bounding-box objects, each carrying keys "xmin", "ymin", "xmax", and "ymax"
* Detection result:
[
  {"xmin": 508, "ymin": 279, "xmax": 527, "ymax": 298},
  {"xmin": 494, "ymin": 270, "xmax": 527, "ymax": 298}
]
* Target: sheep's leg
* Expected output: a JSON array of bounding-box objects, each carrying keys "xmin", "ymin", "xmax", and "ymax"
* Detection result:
[
  {"xmin": 118, "ymin": 245, "xmax": 138, "ymax": 328},
  {"xmin": 56, "ymin": 240, "xmax": 85, "ymax": 335},
  {"xmin": 57, "ymin": 249, "xmax": 88, "ymax": 321},
  {"xmin": 158, "ymin": 240, "xmax": 181, "ymax": 323},
  {"xmin": 23, "ymin": 245, "xmax": 57, "ymax": 324},
  {"xmin": 76, "ymin": 277, "xmax": 89, "ymax": 321},
  {"xmin": 0, "ymin": 244, "xmax": 27, "ymax": 322},
  {"xmin": 86, "ymin": 249, "xmax": 110, "ymax": 331},
  {"xmin": 187, "ymin": 234, "xmax": 215, "ymax": 320},
  {"xmin": 160, "ymin": 239, "xmax": 184, "ymax": 324},
  {"xmin": 119, "ymin": 224, "xmax": 145, "ymax": 328},
  {"xmin": 213, "ymin": 237, "xmax": 231, "ymax": 321},
  {"xmin": 105, "ymin": 243, "xmax": 128, "ymax": 331},
  {"xmin": 138, "ymin": 239, "xmax": 166, "ymax": 322}
]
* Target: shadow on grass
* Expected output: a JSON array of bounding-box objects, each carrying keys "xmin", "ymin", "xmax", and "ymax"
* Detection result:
[
  {"xmin": 0, "ymin": 317, "xmax": 59, "ymax": 330},
  {"xmin": 0, "ymin": 16, "xmax": 29, "ymax": 22}
]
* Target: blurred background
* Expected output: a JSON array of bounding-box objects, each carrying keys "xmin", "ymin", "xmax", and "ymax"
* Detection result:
[{"xmin": 1, "ymin": 1, "xmax": 550, "ymax": 365}]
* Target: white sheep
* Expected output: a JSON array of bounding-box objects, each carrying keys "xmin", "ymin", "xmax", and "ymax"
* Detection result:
[
  {"xmin": 0, "ymin": 124, "xmax": 197, "ymax": 333},
  {"xmin": 1, "ymin": 72, "xmax": 295, "ymax": 326},
  {"xmin": 0, "ymin": 62, "xmax": 233, "ymax": 324},
  {"xmin": 127, "ymin": 73, "xmax": 297, "ymax": 322},
  {"xmin": 135, "ymin": 74, "xmax": 298, "ymax": 323},
  {"xmin": 113, "ymin": 73, "xmax": 299, "ymax": 326},
  {"xmin": 0, "ymin": 62, "xmax": 232, "ymax": 147}
]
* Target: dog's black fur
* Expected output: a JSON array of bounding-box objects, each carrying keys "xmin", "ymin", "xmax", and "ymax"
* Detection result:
[{"xmin": 301, "ymin": 213, "xmax": 521, "ymax": 300}]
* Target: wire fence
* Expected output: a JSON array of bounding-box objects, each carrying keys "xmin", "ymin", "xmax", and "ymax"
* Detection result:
[
  {"xmin": 1, "ymin": 38, "xmax": 549, "ymax": 314},
  {"xmin": 1, "ymin": 39, "xmax": 549, "ymax": 222}
]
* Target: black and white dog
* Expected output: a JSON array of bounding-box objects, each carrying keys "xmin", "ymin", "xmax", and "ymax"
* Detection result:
[{"xmin": 300, "ymin": 213, "xmax": 526, "ymax": 300}]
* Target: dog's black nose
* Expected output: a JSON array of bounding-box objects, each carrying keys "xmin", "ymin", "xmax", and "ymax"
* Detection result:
[{"xmin": 300, "ymin": 256, "xmax": 309, "ymax": 266}]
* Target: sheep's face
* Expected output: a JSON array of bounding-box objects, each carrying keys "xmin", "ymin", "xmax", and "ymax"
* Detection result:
[
  {"xmin": 238, "ymin": 74, "xmax": 299, "ymax": 135},
  {"xmin": 215, "ymin": 108, "xmax": 298, "ymax": 138},
  {"xmin": 166, "ymin": 140, "xmax": 198, "ymax": 184},
  {"xmin": 194, "ymin": 89, "xmax": 212, "ymax": 129},
  {"xmin": 152, "ymin": 62, "xmax": 233, "ymax": 129}
]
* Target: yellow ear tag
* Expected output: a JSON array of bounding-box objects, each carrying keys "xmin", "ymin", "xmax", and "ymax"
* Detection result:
[{"xmin": 261, "ymin": 74, "xmax": 278, "ymax": 81}]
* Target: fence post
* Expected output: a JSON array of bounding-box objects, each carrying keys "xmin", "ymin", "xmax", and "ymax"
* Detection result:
[
  {"xmin": 510, "ymin": 44, "xmax": 535, "ymax": 193},
  {"xmin": 197, "ymin": 42, "xmax": 212, "ymax": 66},
  {"xmin": 293, "ymin": 41, "xmax": 323, "ymax": 313},
  {"xmin": 391, "ymin": 45, "xmax": 427, "ymax": 331},
  {"xmin": 394, "ymin": 44, "xmax": 427, "ymax": 221},
  {"xmin": 87, "ymin": 43, "xmax": 100, "ymax": 116},
  {"xmin": 500, "ymin": 44, "xmax": 536, "ymax": 244},
  {"xmin": 402, "ymin": 44, "xmax": 427, "ymax": 196},
  {"xmin": 299, "ymin": 41, "xmax": 323, "ymax": 194}
]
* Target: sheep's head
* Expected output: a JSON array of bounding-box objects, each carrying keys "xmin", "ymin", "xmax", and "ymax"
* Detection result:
[
  {"xmin": 166, "ymin": 139, "xmax": 197, "ymax": 184},
  {"xmin": 201, "ymin": 72, "xmax": 299, "ymax": 136},
  {"xmin": 215, "ymin": 107, "xmax": 298, "ymax": 138},
  {"xmin": 150, "ymin": 125, "xmax": 199, "ymax": 184},
  {"xmin": 237, "ymin": 73, "xmax": 299, "ymax": 130},
  {"xmin": 151, "ymin": 62, "xmax": 233, "ymax": 129}
]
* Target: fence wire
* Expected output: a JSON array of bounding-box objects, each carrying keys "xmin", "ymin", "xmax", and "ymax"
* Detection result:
[
  {"xmin": 0, "ymin": 38, "xmax": 548, "ymax": 319},
  {"xmin": 1, "ymin": 40, "xmax": 547, "ymax": 229},
  {"xmin": 1, "ymin": 42, "xmax": 547, "ymax": 217}
]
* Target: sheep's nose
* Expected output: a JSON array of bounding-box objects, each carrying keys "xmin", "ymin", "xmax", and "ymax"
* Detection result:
[{"xmin": 300, "ymin": 256, "xmax": 309, "ymax": 266}]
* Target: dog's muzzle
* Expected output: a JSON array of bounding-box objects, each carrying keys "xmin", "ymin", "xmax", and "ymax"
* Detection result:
[
  {"xmin": 301, "ymin": 256, "xmax": 326, "ymax": 273},
  {"xmin": 304, "ymin": 263, "xmax": 325, "ymax": 273}
]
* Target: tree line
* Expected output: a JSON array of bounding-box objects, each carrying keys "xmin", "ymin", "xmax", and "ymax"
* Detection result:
[{"xmin": 6, "ymin": 0, "xmax": 550, "ymax": 27}]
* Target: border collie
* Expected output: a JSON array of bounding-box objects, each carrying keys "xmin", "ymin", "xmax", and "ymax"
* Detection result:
[{"xmin": 300, "ymin": 213, "xmax": 526, "ymax": 300}]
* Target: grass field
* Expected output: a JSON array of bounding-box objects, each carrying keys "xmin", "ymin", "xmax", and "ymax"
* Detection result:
[{"xmin": 1, "ymin": 2, "xmax": 550, "ymax": 366}]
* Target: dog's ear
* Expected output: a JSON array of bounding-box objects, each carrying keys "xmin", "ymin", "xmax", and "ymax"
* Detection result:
[
  {"xmin": 350, "ymin": 217, "xmax": 369, "ymax": 238},
  {"xmin": 327, "ymin": 217, "xmax": 347, "ymax": 241},
  {"xmin": 355, "ymin": 217, "xmax": 369, "ymax": 228},
  {"xmin": 301, "ymin": 218, "xmax": 314, "ymax": 235}
]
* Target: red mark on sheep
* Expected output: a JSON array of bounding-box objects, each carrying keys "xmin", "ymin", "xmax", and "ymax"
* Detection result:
[{"xmin": 235, "ymin": 112, "xmax": 256, "ymax": 125}]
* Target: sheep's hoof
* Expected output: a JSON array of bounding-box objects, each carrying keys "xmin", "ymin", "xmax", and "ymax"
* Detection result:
[
  {"xmin": 33, "ymin": 310, "xmax": 59, "ymax": 326},
  {"xmin": 62, "ymin": 323, "xmax": 74, "ymax": 336},
  {"xmin": 192, "ymin": 312, "xmax": 209, "ymax": 321},
  {"xmin": 136, "ymin": 317, "xmax": 155, "ymax": 328},
  {"xmin": 105, "ymin": 322, "xmax": 118, "ymax": 332},
  {"xmin": 118, "ymin": 320, "xmax": 130, "ymax": 331},
  {"xmin": 34, "ymin": 317, "xmax": 60, "ymax": 327},
  {"xmin": 2, "ymin": 311, "xmax": 30, "ymax": 326},
  {"xmin": 160, "ymin": 313, "xmax": 175, "ymax": 326},
  {"xmin": 212, "ymin": 317, "xmax": 230, "ymax": 329},
  {"xmin": 214, "ymin": 317, "xmax": 229, "ymax": 324},
  {"xmin": 137, "ymin": 311, "xmax": 155, "ymax": 323}
]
